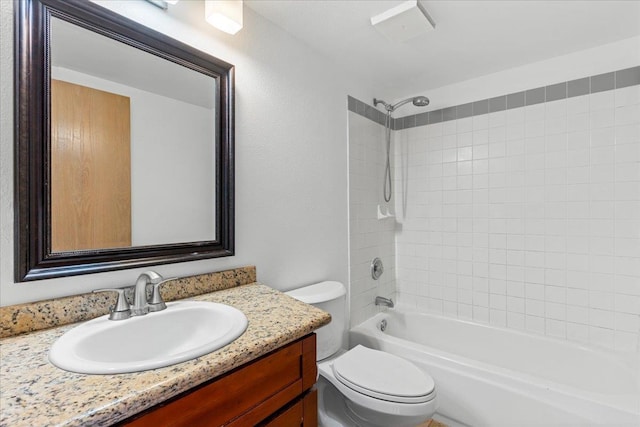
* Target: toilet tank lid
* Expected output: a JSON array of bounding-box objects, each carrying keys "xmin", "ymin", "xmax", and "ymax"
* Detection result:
[{"xmin": 285, "ymin": 281, "xmax": 346, "ymax": 304}]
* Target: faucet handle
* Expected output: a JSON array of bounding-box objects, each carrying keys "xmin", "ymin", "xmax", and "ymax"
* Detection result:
[
  {"xmin": 147, "ymin": 278, "xmax": 175, "ymax": 312},
  {"xmin": 93, "ymin": 288, "xmax": 131, "ymax": 321}
]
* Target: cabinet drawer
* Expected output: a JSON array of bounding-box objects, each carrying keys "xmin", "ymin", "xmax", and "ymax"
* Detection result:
[
  {"xmin": 260, "ymin": 389, "xmax": 318, "ymax": 427},
  {"xmin": 121, "ymin": 334, "xmax": 317, "ymax": 427}
]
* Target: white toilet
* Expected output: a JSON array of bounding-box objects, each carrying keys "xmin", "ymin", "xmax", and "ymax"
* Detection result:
[{"xmin": 286, "ymin": 281, "xmax": 437, "ymax": 427}]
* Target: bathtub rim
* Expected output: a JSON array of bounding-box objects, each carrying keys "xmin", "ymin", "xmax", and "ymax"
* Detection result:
[{"xmin": 350, "ymin": 310, "xmax": 640, "ymax": 416}]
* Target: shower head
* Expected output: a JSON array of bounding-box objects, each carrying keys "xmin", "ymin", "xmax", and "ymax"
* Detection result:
[
  {"xmin": 412, "ymin": 96, "xmax": 430, "ymax": 107},
  {"xmin": 373, "ymin": 95, "xmax": 430, "ymax": 113}
]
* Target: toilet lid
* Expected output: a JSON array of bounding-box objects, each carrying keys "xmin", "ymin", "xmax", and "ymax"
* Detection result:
[{"xmin": 332, "ymin": 345, "xmax": 435, "ymax": 404}]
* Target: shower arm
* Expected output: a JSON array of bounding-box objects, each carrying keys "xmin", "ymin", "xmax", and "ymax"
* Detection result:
[
  {"xmin": 373, "ymin": 97, "xmax": 421, "ymax": 113},
  {"xmin": 388, "ymin": 98, "xmax": 414, "ymax": 111}
]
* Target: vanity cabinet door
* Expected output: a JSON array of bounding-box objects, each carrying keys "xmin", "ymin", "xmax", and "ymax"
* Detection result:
[{"xmin": 119, "ymin": 334, "xmax": 316, "ymax": 427}]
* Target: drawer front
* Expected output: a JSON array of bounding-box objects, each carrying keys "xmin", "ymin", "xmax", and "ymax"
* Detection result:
[{"xmin": 121, "ymin": 334, "xmax": 316, "ymax": 427}]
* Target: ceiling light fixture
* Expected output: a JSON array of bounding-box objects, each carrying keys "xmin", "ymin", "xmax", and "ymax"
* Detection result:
[
  {"xmin": 371, "ymin": 0, "xmax": 435, "ymax": 43},
  {"xmin": 205, "ymin": 0, "xmax": 243, "ymax": 35}
]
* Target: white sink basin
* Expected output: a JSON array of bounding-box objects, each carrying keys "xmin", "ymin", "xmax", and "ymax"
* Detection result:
[{"xmin": 49, "ymin": 301, "xmax": 248, "ymax": 374}]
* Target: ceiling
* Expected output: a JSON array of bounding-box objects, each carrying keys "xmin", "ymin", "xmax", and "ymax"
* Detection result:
[{"xmin": 245, "ymin": 0, "xmax": 640, "ymax": 99}]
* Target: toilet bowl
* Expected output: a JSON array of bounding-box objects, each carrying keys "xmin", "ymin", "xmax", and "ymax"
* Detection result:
[{"xmin": 285, "ymin": 281, "xmax": 437, "ymax": 427}]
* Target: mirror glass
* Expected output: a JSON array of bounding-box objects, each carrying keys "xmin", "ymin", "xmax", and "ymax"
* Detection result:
[
  {"xmin": 50, "ymin": 17, "xmax": 216, "ymax": 251},
  {"xmin": 15, "ymin": 0, "xmax": 234, "ymax": 281}
]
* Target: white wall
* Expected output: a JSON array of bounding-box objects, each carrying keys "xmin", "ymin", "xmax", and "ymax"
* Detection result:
[
  {"xmin": 392, "ymin": 43, "xmax": 640, "ymax": 353},
  {"xmin": 396, "ymin": 36, "xmax": 640, "ymax": 116},
  {"xmin": 0, "ymin": 1, "xmax": 372, "ymax": 305},
  {"xmin": 52, "ymin": 66, "xmax": 216, "ymax": 245}
]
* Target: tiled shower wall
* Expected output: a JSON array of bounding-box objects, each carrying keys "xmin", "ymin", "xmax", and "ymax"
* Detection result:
[
  {"xmin": 393, "ymin": 72, "xmax": 640, "ymax": 352},
  {"xmin": 348, "ymin": 66, "xmax": 640, "ymax": 352},
  {"xmin": 348, "ymin": 111, "xmax": 396, "ymax": 327}
]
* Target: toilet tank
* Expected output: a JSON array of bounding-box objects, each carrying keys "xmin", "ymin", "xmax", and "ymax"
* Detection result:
[{"xmin": 285, "ymin": 281, "xmax": 346, "ymax": 361}]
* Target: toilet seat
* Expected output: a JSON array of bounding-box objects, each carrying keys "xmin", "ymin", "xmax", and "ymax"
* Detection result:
[{"xmin": 332, "ymin": 345, "xmax": 435, "ymax": 404}]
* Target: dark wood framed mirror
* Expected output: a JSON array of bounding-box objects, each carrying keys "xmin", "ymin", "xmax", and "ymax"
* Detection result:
[{"xmin": 15, "ymin": 0, "xmax": 234, "ymax": 281}]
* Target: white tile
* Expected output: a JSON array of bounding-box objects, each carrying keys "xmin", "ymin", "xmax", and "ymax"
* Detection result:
[
  {"xmin": 442, "ymin": 119, "xmax": 457, "ymax": 136},
  {"xmin": 458, "ymin": 131, "xmax": 473, "ymax": 147},
  {"xmin": 590, "ymin": 127, "xmax": 615, "ymax": 147},
  {"xmin": 589, "ymin": 326, "xmax": 615, "ymax": 349},
  {"xmin": 525, "ymin": 120, "xmax": 545, "ymax": 138},
  {"xmin": 615, "ymin": 293, "xmax": 640, "ymax": 314},
  {"xmin": 615, "ymin": 85, "xmax": 640, "ymax": 108},
  {"xmin": 525, "ymin": 104, "xmax": 545, "ymax": 122},
  {"xmin": 590, "ymin": 146, "xmax": 615, "ymax": 165},
  {"xmin": 567, "ymin": 149, "xmax": 590, "ymax": 169},
  {"xmin": 428, "ymin": 123, "xmax": 444, "ymax": 138},
  {"xmin": 507, "ymin": 311, "xmax": 526, "ymax": 330},
  {"xmin": 546, "ymin": 302, "xmax": 566, "ymax": 320},
  {"xmin": 489, "ymin": 126, "xmax": 506, "ymax": 143},
  {"xmin": 615, "ymin": 124, "xmax": 640, "ymax": 145},
  {"xmin": 473, "ymin": 306, "xmax": 489, "ymax": 323},
  {"xmin": 458, "ymin": 303, "xmax": 473, "ymax": 319},
  {"xmin": 615, "ymin": 162, "xmax": 640, "ymax": 182},
  {"xmin": 615, "ymin": 104, "xmax": 640, "ymax": 126},
  {"xmin": 590, "ymin": 90, "xmax": 615, "ymax": 111},
  {"xmin": 506, "ymin": 295, "xmax": 525, "ymax": 313},
  {"xmin": 506, "ymin": 139, "xmax": 525, "ymax": 156},
  {"xmin": 490, "ymin": 293, "xmax": 507, "ymax": 310},
  {"xmin": 615, "ymin": 182, "xmax": 640, "ymax": 200},
  {"xmin": 546, "ymin": 318, "xmax": 567, "ymax": 338},
  {"xmin": 589, "ymin": 308, "xmax": 615, "ymax": 329},
  {"xmin": 546, "ymin": 99, "xmax": 567, "ymax": 118},
  {"xmin": 567, "ymin": 288, "xmax": 588, "ymax": 306},
  {"xmin": 614, "ymin": 330, "xmax": 638, "ymax": 352},
  {"xmin": 567, "ymin": 305, "xmax": 589, "ymax": 324},
  {"xmin": 566, "ymin": 95, "xmax": 589, "ymax": 115},
  {"xmin": 589, "ymin": 273, "xmax": 616, "ymax": 294},
  {"xmin": 526, "ymin": 315, "xmax": 545, "ymax": 334},
  {"xmin": 473, "ymin": 114, "xmax": 489, "ymax": 131},
  {"xmin": 566, "ymin": 270, "xmax": 589, "ymax": 289},
  {"xmin": 590, "ymin": 109, "xmax": 615, "ymax": 129},
  {"xmin": 525, "ymin": 283, "xmax": 545, "ymax": 302},
  {"xmin": 489, "ymin": 111, "xmax": 506, "ymax": 128},
  {"xmin": 546, "ymin": 117, "xmax": 567, "ymax": 135},
  {"xmin": 490, "ymin": 309, "xmax": 507, "ymax": 326},
  {"xmin": 590, "ymin": 237, "xmax": 615, "ymax": 255},
  {"xmin": 615, "ymin": 312, "xmax": 640, "ymax": 333},
  {"xmin": 566, "ymin": 322, "xmax": 589, "ymax": 344},
  {"xmin": 616, "ymin": 238, "xmax": 640, "ymax": 258},
  {"xmin": 589, "ymin": 290, "xmax": 615, "ymax": 310},
  {"xmin": 472, "ymin": 129, "xmax": 489, "ymax": 146},
  {"xmin": 506, "ymin": 122, "xmax": 525, "ymax": 141},
  {"xmin": 567, "ymin": 113, "xmax": 588, "ymax": 132}
]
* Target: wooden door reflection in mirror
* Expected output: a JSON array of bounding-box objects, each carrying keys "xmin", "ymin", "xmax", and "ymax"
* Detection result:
[{"xmin": 51, "ymin": 80, "xmax": 132, "ymax": 252}]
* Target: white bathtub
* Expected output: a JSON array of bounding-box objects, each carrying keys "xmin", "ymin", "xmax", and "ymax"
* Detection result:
[{"xmin": 350, "ymin": 311, "xmax": 640, "ymax": 427}]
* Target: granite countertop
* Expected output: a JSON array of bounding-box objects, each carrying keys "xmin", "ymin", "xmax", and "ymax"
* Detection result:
[{"xmin": 0, "ymin": 283, "xmax": 331, "ymax": 427}]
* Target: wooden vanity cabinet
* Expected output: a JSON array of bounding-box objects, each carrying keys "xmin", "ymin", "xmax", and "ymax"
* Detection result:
[{"xmin": 119, "ymin": 334, "xmax": 317, "ymax": 427}]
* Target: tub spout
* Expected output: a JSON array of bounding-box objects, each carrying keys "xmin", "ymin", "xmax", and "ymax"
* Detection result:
[{"xmin": 375, "ymin": 296, "xmax": 394, "ymax": 308}]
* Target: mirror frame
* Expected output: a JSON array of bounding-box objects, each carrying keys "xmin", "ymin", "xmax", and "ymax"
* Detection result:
[{"xmin": 15, "ymin": 0, "xmax": 235, "ymax": 281}]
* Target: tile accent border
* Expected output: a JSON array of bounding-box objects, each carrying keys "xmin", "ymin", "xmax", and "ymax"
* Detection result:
[
  {"xmin": 348, "ymin": 65, "xmax": 640, "ymax": 130},
  {"xmin": 0, "ymin": 266, "xmax": 257, "ymax": 338}
]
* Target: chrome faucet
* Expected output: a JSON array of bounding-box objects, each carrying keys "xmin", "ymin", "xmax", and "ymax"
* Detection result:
[
  {"xmin": 375, "ymin": 296, "xmax": 394, "ymax": 308},
  {"xmin": 93, "ymin": 270, "xmax": 173, "ymax": 320},
  {"xmin": 132, "ymin": 271, "xmax": 163, "ymax": 316}
]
